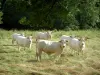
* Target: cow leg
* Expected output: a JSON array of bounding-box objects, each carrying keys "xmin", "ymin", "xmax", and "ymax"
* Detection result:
[
  {"xmin": 36, "ymin": 49, "xmax": 42, "ymax": 61},
  {"xmin": 17, "ymin": 42, "xmax": 21, "ymax": 51},
  {"xmin": 12, "ymin": 39, "xmax": 15, "ymax": 44},
  {"xmin": 24, "ymin": 47, "xmax": 25, "ymax": 50},
  {"xmin": 29, "ymin": 44, "xmax": 32, "ymax": 50},
  {"xmin": 18, "ymin": 45, "xmax": 21, "ymax": 51},
  {"xmin": 36, "ymin": 52, "xmax": 38, "ymax": 61},
  {"xmin": 54, "ymin": 51, "xmax": 62, "ymax": 62},
  {"xmin": 37, "ymin": 50, "xmax": 42, "ymax": 61}
]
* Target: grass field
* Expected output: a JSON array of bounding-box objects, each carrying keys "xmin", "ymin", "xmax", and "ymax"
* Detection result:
[{"xmin": 0, "ymin": 29, "xmax": 100, "ymax": 75}]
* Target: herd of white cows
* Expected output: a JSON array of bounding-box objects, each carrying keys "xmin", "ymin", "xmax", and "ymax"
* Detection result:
[{"xmin": 12, "ymin": 31, "xmax": 89, "ymax": 61}]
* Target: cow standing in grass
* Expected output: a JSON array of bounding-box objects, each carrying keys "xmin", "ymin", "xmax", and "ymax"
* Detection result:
[
  {"xmin": 12, "ymin": 33, "xmax": 24, "ymax": 44},
  {"xmin": 60, "ymin": 35, "xmax": 89, "ymax": 55},
  {"xmin": 15, "ymin": 36, "xmax": 32, "ymax": 51},
  {"xmin": 60, "ymin": 35, "xmax": 75, "ymax": 45},
  {"xmin": 68, "ymin": 37, "xmax": 89, "ymax": 55},
  {"xmin": 36, "ymin": 39, "xmax": 67, "ymax": 61},
  {"xmin": 36, "ymin": 31, "xmax": 52, "ymax": 41}
]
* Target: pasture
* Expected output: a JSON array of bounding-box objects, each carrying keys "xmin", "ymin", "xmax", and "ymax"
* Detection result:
[{"xmin": 0, "ymin": 29, "xmax": 100, "ymax": 75}]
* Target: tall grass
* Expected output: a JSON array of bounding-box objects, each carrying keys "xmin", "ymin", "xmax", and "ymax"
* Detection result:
[{"xmin": 0, "ymin": 29, "xmax": 100, "ymax": 75}]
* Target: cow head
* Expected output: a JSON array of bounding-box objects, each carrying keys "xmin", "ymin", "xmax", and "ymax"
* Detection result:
[
  {"xmin": 27, "ymin": 36, "xmax": 33, "ymax": 43},
  {"xmin": 59, "ymin": 39, "xmax": 68, "ymax": 49},
  {"xmin": 47, "ymin": 31, "xmax": 52, "ymax": 39}
]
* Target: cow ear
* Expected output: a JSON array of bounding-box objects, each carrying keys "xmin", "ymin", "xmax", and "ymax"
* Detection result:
[
  {"xmin": 29, "ymin": 36, "xmax": 32, "ymax": 39},
  {"xmin": 78, "ymin": 36, "xmax": 84, "ymax": 41},
  {"xmin": 79, "ymin": 37, "xmax": 87, "ymax": 41},
  {"xmin": 47, "ymin": 31, "xmax": 49, "ymax": 33},
  {"xmin": 27, "ymin": 36, "xmax": 29, "ymax": 39},
  {"xmin": 66, "ymin": 40, "xmax": 68, "ymax": 43},
  {"xmin": 84, "ymin": 37, "xmax": 90, "ymax": 41},
  {"xmin": 27, "ymin": 36, "xmax": 32, "ymax": 39},
  {"xmin": 70, "ymin": 36, "xmax": 72, "ymax": 38},
  {"xmin": 21, "ymin": 33, "xmax": 24, "ymax": 36},
  {"xmin": 30, "ymin": 34, "xmax": 33, "ymax": 38},
  {"xmin": 30, "ymin": 36, "xmax": 33, "ymax": 39},
  {"xmin": 30, "ymin": 34, "xmax": 32, "ymax": 36},
  {"xmin": 50, "ymin": 31, "xmax": 52, "ymax": 33},
  {"xmin": 78, "ymin": 38, "xmax": 82, "ymax": 41},
  {"xmin": 70, "ymin": 35, "xmax": 75, "ymax": 38},
  {"xmin": 47, "ymin": 31, "xmax": 52, "ymax": 34},
  {"xmin": 59, "ymin": 40, "xmax": 62, "ymax": 43}
]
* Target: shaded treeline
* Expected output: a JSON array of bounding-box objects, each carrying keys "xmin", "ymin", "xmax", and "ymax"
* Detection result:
[{"xmin": 0, "ymin": 0, "xmax": 100, "ymax": 30}]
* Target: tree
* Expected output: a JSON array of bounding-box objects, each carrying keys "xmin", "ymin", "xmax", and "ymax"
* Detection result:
[
  {"xmin": 0, "ymin": 0, "xmax": 3, "ymax": 24},
  {"xmin": 2, "ymin": 0, "xmax": 100, "ymax": 29}
]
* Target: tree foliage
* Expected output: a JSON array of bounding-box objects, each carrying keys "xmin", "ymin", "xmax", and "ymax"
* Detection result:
[
  {"xmin": 0, "ymin": 0, "xmax": 3, "ymax": 24},
  {"xmin": 0, "ymin": 0, "xmax": 100, "ymax": 30}
]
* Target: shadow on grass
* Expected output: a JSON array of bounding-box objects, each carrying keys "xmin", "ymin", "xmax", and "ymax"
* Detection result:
[
  {"xmin": 0, "ymin": 50, "xmax": 19, "ymax": 53},
  {"xmin": 27, "ymin": 59, "xmax": 38, "ymax": 63},
  {"xmin": 0, "ymin": 50, "xmax": 9, "ymax": 53},
  {"xmin": 0, "ymin": 69, "xmax": 9, "ymax": 74},
  {"xmin": 29, "ymin": 72, "xmax": 43, "ymax": 75},
  {"xmin": 0, "ymin": 44, "xmax": 17, "ymax": 46}
]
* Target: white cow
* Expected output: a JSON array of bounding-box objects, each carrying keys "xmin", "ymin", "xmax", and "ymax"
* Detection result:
[
  {"xmin": 15, "ymin": 36, "xmax": 32, "ymax": 51},
  {"xmin": 36, "ymin": 39, "xmax": 67, "ymax": 61},
  {"xmin": 12, "ymin": 33, "xmax": 24, "ymax": 44},
  {"xmin": 60, "ymin": 35, "xmax": 89, "ymax": 55},
  {"xmin": 36, "ymin": 31, "xmax": 52, "ymax": 41},
  {"xmin": 60, "ymin": 35, "xmax": 75, "ymax": 44},
  {"xmin": 68, "ymin": 37, "xmax": 87, "ymax": 55}
]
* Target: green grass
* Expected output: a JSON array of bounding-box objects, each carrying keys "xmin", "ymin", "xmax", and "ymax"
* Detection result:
[{"xmin": 0, "ymin": 29, "xmax": 100, "ymax": 75}]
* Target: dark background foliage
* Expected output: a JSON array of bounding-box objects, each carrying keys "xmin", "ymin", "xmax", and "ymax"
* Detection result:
[{"xmin": 0, "ymin": 0, "xmax": 100, "ymax": 30}]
